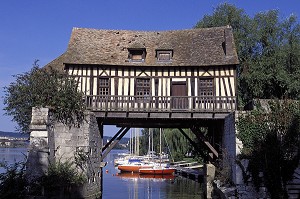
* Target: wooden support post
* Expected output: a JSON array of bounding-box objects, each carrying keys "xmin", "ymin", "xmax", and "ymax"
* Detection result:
[
  {"xmin": 97, "ymin": 120, "xmax": 104, "ymax": 152},
  {"xmin": 100, "ymin": 127, "xmax": 130, "ymax": 162},
  {"xmin": 178, "ymin": 128, "xmax": 208, "ymax": 162},
  {"xmin": 190, "ymin": 126, "xmax": 218, "ymax": 161},
  {"xmin": 102, "ymin": 127, "xmax": 125, "ymax": 152}
]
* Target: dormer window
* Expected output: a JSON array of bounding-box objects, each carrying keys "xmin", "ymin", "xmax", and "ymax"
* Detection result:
[
  {"xmin": 128, "ymin": 48, "xmax": 146, "ymax": 62},
  {"xmin": 156, "ymin": 50, "xmax": 173, "ymax": 62}
]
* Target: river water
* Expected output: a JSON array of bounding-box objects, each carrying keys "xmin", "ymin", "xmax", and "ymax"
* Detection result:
[
  {"xmin": 103, "ymin": 150, "xmax": 204, "ymax": 199},
  {"xmin": 0, "ymin": 148, "xmax": 204, "ymax": 198},
  {"xmin": 0, "ymin": 147, "xmax": 28, "ymax": 173}
]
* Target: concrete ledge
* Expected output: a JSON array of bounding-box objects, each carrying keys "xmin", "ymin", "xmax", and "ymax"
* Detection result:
[{"xmin": 30, "ymin": 131, "xmax": 48, "ymax": 137}]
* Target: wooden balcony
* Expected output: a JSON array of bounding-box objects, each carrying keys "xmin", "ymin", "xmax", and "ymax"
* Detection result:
[{"xmin": 84, "ymin": 95, "xmax": 236, "ymax": 121}]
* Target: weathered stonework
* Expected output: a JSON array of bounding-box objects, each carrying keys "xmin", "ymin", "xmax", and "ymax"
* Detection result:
[
  {"xmin": 204, "ymin": 163, "xmax": 216, "ymax": 199},
  {"xmin": 27, "ymin": 107, "xmax": 102, "ymax": 198},
  {"xmin": 233, "ymin": 111, "xmax": 269, "ymax": 199},
  {"xmin": 49, "ymin": 112, "xmax": 102, "ymax": 198},
  {"xmin": 223, "ymin": 112, "xmax": 240, "ymax": 183},
  {"xmin": 27, "ymin": 107, "xmax": 50, "ymax": 181}
]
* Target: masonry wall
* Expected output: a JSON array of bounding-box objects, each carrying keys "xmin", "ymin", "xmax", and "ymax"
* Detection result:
[
  {"xmin": 27, "ymin": 107, "xmax": 50, "ymax": 181},
  {"xmin": 231, "ymin": 111, "xmax": 269, "ymax": 199},
  {"xmin": 49, "ymin": 112, "xmax": 102, "ymax": 198},
  {"xmin": 223, "ymin": 112, "xmax": 241, "ymax": 184},
  {"xmin": 28, "ymin": 107, "xmax": 102, "ymax": 198}
]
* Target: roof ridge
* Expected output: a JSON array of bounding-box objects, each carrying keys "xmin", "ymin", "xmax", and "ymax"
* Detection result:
[{"xmin": 70, "ymin": 26, "xmax": 231, "ymax": 34}]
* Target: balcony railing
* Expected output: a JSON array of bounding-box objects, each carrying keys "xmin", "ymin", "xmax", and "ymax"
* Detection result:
[{"xmin": 84, "ymin": 95, "xmax": 236, "ymax": 113}]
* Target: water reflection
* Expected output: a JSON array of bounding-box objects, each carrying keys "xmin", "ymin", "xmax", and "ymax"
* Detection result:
[
  {"xmin": 0, "ymin": 147, "xmax": 27, "ymax": 173},
  {"xmin": 103, "ymin": 150, "xmax": 204, "ymax": 199}
]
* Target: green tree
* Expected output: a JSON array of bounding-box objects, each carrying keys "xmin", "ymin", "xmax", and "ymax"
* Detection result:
[
  {"xmin": 0, "ymin": 162, "xmax": 27, "ymax": 199},
  {"xmin": 195, "ymin": 3, "xmax": 300, "ymax": 104},
  {"xmin": 237, "ymin": 100, "xmax": 300, "ymax": 198},
  {"xmin": 139, "ymin": 128, "xmax": 196, "ymax": 162},
  {"xmin": 3, "ymin": 61, "xmax": 85, "ymax": 133}
]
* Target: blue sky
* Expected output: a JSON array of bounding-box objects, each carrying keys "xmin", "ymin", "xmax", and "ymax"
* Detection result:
[{"xmin": 0, "ymin": 0, "xmax": 299, "ymax": 136}]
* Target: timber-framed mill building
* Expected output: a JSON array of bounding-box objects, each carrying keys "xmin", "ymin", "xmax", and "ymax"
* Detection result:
[{"xmin": 46, "ymin": 26, "xmax": 239, "ymax": 163}]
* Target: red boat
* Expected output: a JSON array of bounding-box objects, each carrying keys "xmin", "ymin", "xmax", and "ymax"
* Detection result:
[
  {"xmin": 118, "ymin": 162, "xmax": 153, "ymax": 173},
  {"xmin": 115, "ymin": 172, "xmax": 175, "ymax": 180},
  {"xmin": 139, "ymin": 166, "xmax": 176, "ymax": 175}
]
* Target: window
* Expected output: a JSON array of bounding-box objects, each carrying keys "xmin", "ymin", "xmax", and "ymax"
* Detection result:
[
  {"xmin": 136, "ymin": 78, "xmax": 151, "ymax": 99},
  {"xmin": 198, "ymin": 78, "xmax": 214, "ymax": 96},
  {"xmin": 156, "ymin": 50, "xmax": 173, "ymax": 62},
  {"xmin": 98, "ymin": 78, "xmax": 110, "ymax": 96},
  {"xmin": 128, "ymin": 49, "xmax": 146, "ymax": 62}
]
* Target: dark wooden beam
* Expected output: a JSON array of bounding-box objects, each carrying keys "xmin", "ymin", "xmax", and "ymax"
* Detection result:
[
  {"xmin": 178, "ymin": 128, "xmax": 208, "ymax": 162},
  {"xmin": 190, "ymin": 126, "xmax": 218, "ymax": 159},
  {"xmin": 102, "ymin": 127, "xmax": 125, "ymax": 152},
  {"xmin": 100, "ymin": 127, "xmax": 130, "ymax": 162}
]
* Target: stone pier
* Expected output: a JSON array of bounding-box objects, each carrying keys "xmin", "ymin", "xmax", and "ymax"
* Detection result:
[{"xmin": 27, "ymin": 107, "xmax": 102, "ymax": 198}]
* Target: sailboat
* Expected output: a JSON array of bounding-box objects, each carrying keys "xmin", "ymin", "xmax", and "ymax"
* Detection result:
[
  {"xmin": 139, "ymin": 164, "xmax": 176, "ymax": 175},
  {"xmin": 118, "ymin": 128, "xmax": 154, "ymax": 173},
  {"xmin": 139, "ymin": 128, "xmax": 176, "ymax": 175},
  {"xmin": 117, "ymin": 161, "xmax": 154, "ymax": 173}
]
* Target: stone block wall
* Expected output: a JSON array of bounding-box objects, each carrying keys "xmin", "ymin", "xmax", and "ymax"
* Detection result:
[
  {"xmin": 27, "ymin": 107, "xmax": 102, "ymax": 198},
  {"xmin": 27, "ymin": 107, "xmax": 50, "ymax": 181},
  {"xmin": 49, "ymin": 112, "xmax": 102, "ymax": 198},
  {"xmin": 233, "ymin": 111, "xmax": 269, "ymax": 198},
  {"xmin": 222, "ymin": 113, "xmax": 239, "ymax": 183}
]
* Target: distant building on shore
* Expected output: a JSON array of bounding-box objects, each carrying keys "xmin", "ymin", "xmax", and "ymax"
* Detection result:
[{"xmin": 0, "ymin": 131, "xmax": 29, "ymax": 147}]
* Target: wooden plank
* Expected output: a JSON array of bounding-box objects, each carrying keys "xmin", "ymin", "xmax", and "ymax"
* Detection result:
[
  {"xmin": 190, "ymin": 127, "xmax": 218, "ymax": 159},
  {"xmin": 100, "ymin": 127, "xmax": 130, "ymax": 162},
  {"xmin": 171, "ymin": 113, "xmax": 191, "ymax": 118},
  {"xmin": 149, "ymin": 113, "xmax": 169, "ymax": 118},
  {"xmin": 128, "ymin": 113, "xmax": 149, "ymax": 118},
  {"xmin": 178, "ymin": 128, "xmax": 208, "ymax": 162},
  {"xmin": 102, "ymin": 127, "xmax": 125, "ymax": 152}
]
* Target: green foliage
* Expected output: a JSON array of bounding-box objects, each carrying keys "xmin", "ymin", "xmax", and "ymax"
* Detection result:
[
  {"xmin": 196, "ymin": 5, "xmax": 300, "ymax": 197},
  {"xmin": 3, "ymin": 60, "xmax": 85, "ymax": 133},
  {"xmin": 0, "ymin": 162, "xmax": 27, "ymax": 199},
  {"xmin": 0, "ymin": 160, "xmax": 87, "ymax": 198},
  {"xmin": 195, "ymin": 3, "xmax": 300, "ymax": 105},
  {"xmin": 74, "ymin": 148, "xmax": 88, "ymax": 171},
  {"xmin": 42, "ymin": 160, "xmax": 86, "ymax": 189},
  {"xmin": 139, "ymin": 128, "xmax": 196, "ymax": 162},
  {"xmin": 237, "ymin": 100, "xmax": 300, "ymax": 198}
]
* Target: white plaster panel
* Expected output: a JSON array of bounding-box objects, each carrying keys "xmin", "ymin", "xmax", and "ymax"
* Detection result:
[
  {"xmin": 93, "ymin": 78, "xmax": 97, "ymax": 95},
  {"xmin": 123, "ymin": 78, "xmax": 129, "ymax": 95},
  {"xmin": 172, "ymin": 78, "xmax": 186, "ymax": 82},
  {"xmin": 130, "ymin": 78, "xmax": 135, "ymax": 95},
  {"xmin": 111, "ymin": 79, "xmax": 115, "ymax": 95}
]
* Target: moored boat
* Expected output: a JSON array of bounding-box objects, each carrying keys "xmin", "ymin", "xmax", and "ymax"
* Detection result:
[
  {"xmin": 139, "ymin": 165, "xmax": 176, "ymax": 175},
  {"xmin": 118, "ymin": 160, "xmax": 154, "ymax": 173}
]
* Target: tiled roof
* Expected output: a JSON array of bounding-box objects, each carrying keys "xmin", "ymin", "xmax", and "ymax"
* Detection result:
[{"xmin": 46, "ymin": 26, "xmax": 239, "ymax": 70}]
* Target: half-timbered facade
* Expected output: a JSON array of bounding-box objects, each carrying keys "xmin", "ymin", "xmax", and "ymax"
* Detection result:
[
  {"xmin": 47, "ymin": 26, "xmax": 239, "ymax": 123},
  {"xmin": 46, "ymin": 26, "xmax": 239, "ymax": 164}
]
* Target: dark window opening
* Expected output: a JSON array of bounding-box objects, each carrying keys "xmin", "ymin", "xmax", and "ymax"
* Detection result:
[
  {"xmin": 128, "ymin": 49, "xmax": 146, "ymax": 62},
  {"xmin": 198, "ymin": 78, "xmax": 214, "ymax": 96},
  {"xmin": 98, "ymin": 78, "xmax": 110, "ymax": 96},
  {"xmin": 135, "ymin": 78, "xmax": 151, "ymax": 99},
  {"xmin": 156, "ymin": 50, "xmax": 173, "ymax": 62}
]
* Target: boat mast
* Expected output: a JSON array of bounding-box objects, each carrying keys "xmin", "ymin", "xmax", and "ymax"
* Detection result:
[
  {"xmin": 129, "ymin": 129, "xmax": 132, "ymax": 155},
  {"xmin": 160, "ymin": 128, "xmax": 162, "ymax": 157},
  {"xmin": 136, "ymin": 128, "xmax": 140, "ymax": 156},
  {"xmin": 148, "ymin": 128, "xmax": 151, "ymax": 154},
  {"xmin": 151, "ymin": 128, "xmax": 154, "ymax": 153}
]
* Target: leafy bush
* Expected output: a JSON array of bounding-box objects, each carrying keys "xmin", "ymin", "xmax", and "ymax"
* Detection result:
[
  {"xmin": 0, "ymin": 160, "xmax": 86, "ymax": 198},
  {"xmin": 0, "ymin": 162, "xmax": 27, "ymax": 199},
  {"xmin": 237, "ymin": 100, "xmax": 300, "ymax": 198},
  {"xmin": 41, "ymin": 160, "xmax": 86, "ymax": 196},
  {"xmin": 3, "ymin": 60, "xmax": 85, "ymax": 133}
]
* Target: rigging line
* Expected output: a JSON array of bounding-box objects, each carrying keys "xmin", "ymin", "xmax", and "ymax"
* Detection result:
[{"xmin": 162, "ymin": 129, "xmax": 174, "ymax": 163}]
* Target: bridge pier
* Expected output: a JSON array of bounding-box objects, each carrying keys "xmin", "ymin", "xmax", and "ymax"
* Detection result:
[{"xmin": 27, "ymin": 107, "xmax": 102, "ymax": 198}]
